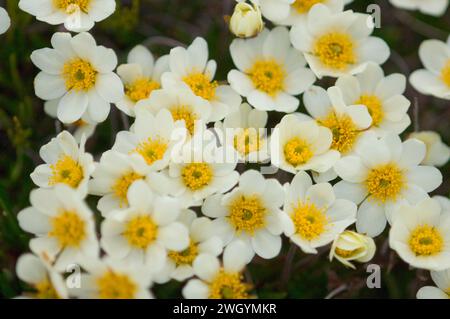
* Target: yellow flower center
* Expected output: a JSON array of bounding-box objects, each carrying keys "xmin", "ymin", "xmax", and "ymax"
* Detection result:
[
  {"xmin": 409, "ymin": 225, "xmax": 443, "ymax": 256},
  {"xmin": 284, "ymin": 137, "xmax": 313, "ymax": 166},
  {"xmin": 228, "ymin": 195, "xmax": 266, "ymax": 235},
  {"xmin": 125, "ymin": 78, "xmax": 160, "ymax": 102},
  {"xmin": 246, "ymin": 60, "xmax": 285, "ymax": 96},
  {"xmin": 49, "ymin": 155, "xmax": 84, "ymax": 188},
  {"xmin": 170, "ymin": 105, "xmax": 198, "ymax": 136},
  {"xmin": 356, "ymin": 95, "xmax": 384, "ymax": 126},
  {"xmin": 49, "ymin": 210, "xmax": 86, "ymax": 248},
  {"xmin": 291, "ymin": 202, "xmax": 328, "ymax": 241},
  {"xmin": 123, "ymin": 215, "xmax": 158, "ymax": 249},
  {"xmin": 441, "ymin": 60, "xmax": 450, "ymax": 88},
  {"xmin": 34, "ymin": 278, "xmax": 60, "ymax": 299},
  {"xmin": 292, "ymin": 0, "xmax": 324, "ymax": 13},
  {"xmin": 313, "ymin": 32, "xmax": 356, "ymax": 70},
  {"xmin": 96, "ymin": 270, "xmax": 137, "ymax": 299},
  {"xmin": 319, "ymin": 112, "xmax": 359, "ymax": 154},
  {"xmin": 132, "ymin": 137, "xmax": 168, "ymax": 165},
  {"xmin": 181, "ymin": 163, "xmax": 213, "ymax": 191},
  {"xmin": 53, "ymin": 0, "xmax": 90, "ymax": 13},
  {"xmin": 335, "ymin": 247, "xmax": 361, "ymax": 258},
  {"xmin": 209, "ymin": 269, "xmax": 251, "ymax": 299},
  {"xmin": 233, "ymin": 128, "xmax": 263, "ymax": 155},
  {"xmin": 62, "ymin": 58, "xmax": 97, "ymax": 91},
  {"xmin": 183, "ymin": 73, "xmax": 218, "ymax": 101},
  {"xmin": 365, "ymin": 163, "xmax": 405, "ymax": 203},
  {"xmin": 112, "ymin": 172, "xmax": 143, "ymax": 206},
  {"xmin": 168, "ymin": 240, "xmax": 199, "ymax": 266}
]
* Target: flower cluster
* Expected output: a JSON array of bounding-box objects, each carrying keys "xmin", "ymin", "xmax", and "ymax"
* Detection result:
[{"xmin": 8, "ymin": 0, "xmax": 450, "ymax": 299}]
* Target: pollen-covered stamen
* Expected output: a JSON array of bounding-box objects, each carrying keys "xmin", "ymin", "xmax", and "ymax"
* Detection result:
[
  {"xmin": 319, "ymin": 112, "xmax": 359, "ymax": 154},
  {"xmin": 112, "ymin": 172, "xmax": 144, "ymax": 206},
  {"xmin": 209, "ymin": 269, "xmax": 251, "ymax": 299},
  {"xmin": 181, "ymin": 163, "xmax": 213, "ymax": 191},
  {"xmin": 314, "ymin": 32, "xmax": 356, "ymax": 70},
  {"xmin": 168, "ymin": 240, "xmax": 199, "ymax": 266},
  {"xmin": 292, "ymin": 0, "xmax": 324, "ymax": 14},
  {"xmin": 132, "ymin": 137, "xmax": 168, "ymax": 165},
  {"xmin": 291, "ymin": 201, "xmax": 328, "ymax": 241},
  {"xmin": 409, "ymin": 225, "xmax": 443, "ymax": 256},
  {"xmin": 233, "ymin": 128, "xmax": 262, "ymax": 155},
  {"xmin": 356, "ymin": 95, "xmax": 384, "ymax": 126},
  {"xmin": 283, "ymin": 137, "xmax": 313, "ymax": 166},
  {"xmin": 54, "ymin": 0, "xmax": 91, "ymax": 13},
  {"xmin": 49, "ymin": 210, "xmax": 86, "ymax": 248},
  {"xmin": 123, "ymin": 215, "xmax": 158, "ymax": 249},
  {"xmin": 49, "ymin": 155, "xmax": 84, "ymax": 188},
  {"xmin": 62, "ymin": 58, "xmax": 97, "ymax": 91},
  {"xmin": 365, "ymin": 163, "xmax": 405, "ymax": 202},
  {"xmin": 96, "ymin": 270, "xmax": 137, "ymax": 299},
  {"xmin": 183, "ymin": 73, "xmax": 218, "ymax": 101},
  {"xmin": 34, "ymin": 277, "xmax": 60, "ymax": 299},
  {"xmin": 170, "ymin": 105, "xmax": 198, "ymax": 135},
  {"xmin": 228, "ymin": 195, "xmax": 266, "ymax": 234},
  {"xmin": 335, "ymin": 247, "xmax": 362, "ymax": 258},
  {"xmin": 246, "ymin": 60, "xmax": 285, "ymax": 96},
  {"xmin": 441, "ymin": 60, "xmax": 450, "ymax": 88},
  {"xmin": 125, "ymin": 78, "xmax": 160, "ymax": 102}
]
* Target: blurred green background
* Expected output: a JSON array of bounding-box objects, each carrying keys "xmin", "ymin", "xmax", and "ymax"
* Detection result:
[{"xmin": 0, "ymin": 0, "xmax": 448, "ymax": 299}]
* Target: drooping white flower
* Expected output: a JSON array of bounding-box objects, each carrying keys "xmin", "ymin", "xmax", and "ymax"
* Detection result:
[
  {"xmin": 16, "ymin": 253, "xmax": 68, "ymax": 299},
  {"xmin": 390, "ymin": 198, "xmax": 450, "ymax": 271},
  {"xmin": 19, "ymin": 0, "xmax": 116, "ymax": 32},
  {"xmin": 229, "ymin": 0, "xmax": 264, "ymax": 38},
  {"xmin": 30, "ymin": 131, "xmax": 94, "ymax": 197},
  {"xmin": 410, "ymin": 38, "xmax": 450, "ymax": 100},
  {"xmin": 228, "ymin": 27, "xmax": 316, "ymax": 112},
  {"xmin": 282, "ymin": 171, "xmax": 356, "ymax": 254},
  {"xmin": 389, "ymin": 0, "xmax": 449, "ymax": 17},
  {"xmin": 329, "ymin": 230, "xmax": 376, "ymax": 269},
  {"xmin": 31, "ymin": 32, "xmax": 124, "ymax": 124},
  {"xmin": 116, "ymin": 45, "xmax": 169, "ymax": 117},
  {"xmin": 335, "ymin": 133, "xmax": 443, "ymax": 237},
  {"xmin": 100, "ymin": 181, "xmax": 189, "ymax": 272},
  {"xmin": 271, "ymin": 114, "xmax": 340, "ymax": 174},
  {"xmin": 417, "ymin": 269, "xmax": 450, "ymax": 299},
  {"xmin": 17, "ymin": 185, "xmax": 99, "ymax": 271},
  {"xmin": 203, "ymin": 170, "xmax": 285, "ymax": 259},
  {"xmin": 290, "ymin": 4, "xmax": 390, "ymax": 78},
  {"xmin": 0, "ymin": 7, "xmax": 11, "ymax": 34},
  {"xmin": 162, "ymin": 37, "xmax": 241, "ymax": 122},
  {"xmin": 409, "ymin": 131, "xmax": 450, "ymax": 167}
]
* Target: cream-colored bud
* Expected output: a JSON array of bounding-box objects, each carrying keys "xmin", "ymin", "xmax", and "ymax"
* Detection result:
[
  {"xmin": 329, "ymin": 231, "xmax": 376, "ymax": 269},
  {"xmin": 229, "ymin": 1, "xmax": 264, "ymax": 38},
  {"xmin": 409, "ymin": 131, "xmax": 450, "ymax": 167}
]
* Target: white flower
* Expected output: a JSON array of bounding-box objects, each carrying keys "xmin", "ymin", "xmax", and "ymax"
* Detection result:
[
  {"xmin": 389, "ymin": 0, "xmax": 449, "ymax": 16},
  {"xmin": 290, "ymin": 4, "xmax": 390, "ymax": 78},
  {"xmin": 333, "ymin": 62, "xmax": 411, "ymax": 136},
  {"xmin": 135, "ymin": 87, "xmax": 211, "ymax": 136},
  {"xmin": 271, "ymin": 114, "xmax": 340, "ymax": 174},
  {"xmin": 434, "ymin": 195, "xmax": 450, "ymax": 215},
  {"xmin": 31, "ymin": 32, "xmax": 124, "ymax": 124},
  {"xmin": 335, "ymin": 133, "xmax": 443, "ymax": 237},
  {"xmin": 168, "ymin": 130, "xmax": 239, "ymax": 207},
  {"xmin": 228, "ymin": 27, "xmax": 316, "ymax": 112},
  {"xmin": 282, "ymin": 171, "xmax": 356, "ymax": 254},
  {"xmin": 112, "ymin": 109, "xmax": 186, "ymax": 171},
  {"xmin": 17, "ymin": 185, "xmax": 99, "ymax": 271},
  {"xmin": 116, "ymin": 45, "xmax": 169, "ymax": 117},
  {"xmin": 30, "ymin": 131, "xmax": 94, "ymax": 197},
  {"xmin": 409, "ymin": 131, "xmax": 450, "ymax": 167},
  {"xmin": 70, "ymin": 257, "xmax": 153, "ymax": 299},
  {"xmin": 390, "ymin": 198, "xmax": 450, "ymax": 271},
  {"xmin": 88, "ymin": 150, "xmax": 170, "ymax": 217},
  {"xmin": 410, "ymin": 38, "xmax": 450, "ymax": 100},
  {"xmin": 203, "ymin": 170, "xmax": 285, "ymax": 259},
  {"xmin": 329, "ymin": 230, "xmax": 376, "ymax": 269},
  {"xmin": 100, "ymin": 181, "xmax": 189, "ymax": 272},
  {"xmin": 215, "ymin": 103, "xmax": 270, "ymax": 162},
  {"xmin": 229, "ymin": 1, "xmax": 264, "ymax": 38},
  {"xmin": 19, "ymin": 0, "xmax": 115, "ymax": 32},
  {"xmin": 16, "ymin": 253, "xmax": 68, "ymax": 299},
  {"xmin": 182, "ymin": 240, "xmax": 253, "ymax": 299},
  {"xmin": 417, "ymin": 269, "xmax": 450, "ymax": 299},
  {"xmin": 154, "ymin": 210, "xmax": 223, "ymax": 283},
  {"xmin": 0, "ymin": 7, "xmax": 11, "ymax": 34},
  {"xmin": 162, "ymin": 37, "xmax": 242, "ymax": 122}
]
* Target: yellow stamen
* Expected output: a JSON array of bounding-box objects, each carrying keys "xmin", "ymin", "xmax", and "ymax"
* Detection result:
[
  {"xmin": 335, "ymin": 247, "xmax": 361, "ymax": 258},
  {"xmin": 292, "ymin": 0, "xmax": 324, "ymax": 14},
  {"xmin": 233, "ymin": 128, "xmax": 263, "ymax": 155},
  {"xmin": 441, "ymin": 60, "xmax": 450, "ymax": 88},
  {"xmin": 168, "ymin": 240, "xmax": 199, "ymax": 266},
  {"xmin": 291, "ymin": 201, "xmax": 328, "ymax": 241},
  {"xmin": 228, "ymin": 195, "xmax": 266, "ymax": 235},
  {"xmin": 409, "ymin": 225, "xmax": 443, "ymax": 256},
  {"xmin": 112, "ymin": 172, "xmax": 143, "ymax": 206},
  {"xmin": 170, "ymin": 105, "xmax": 198, "ymax": 135},
  {"xmin": 53, "ymin": 0, "xmax": 90, "ymax": 13},
  {"xmin": 96, "ymin": 270, "xmax": 137, "ymax": 299},
  {"xmin": 356, "ymin": 95, "xmax": 384, "ymax": 126},
  {"xmin": 246, "ymin": 60, "xmax": 285, "ymax": 96},
  {"xmin": 49, "ymin": 155, "xmax": 84, "ymax": 188},
  {"xmin": 125, "ymin": 78, "xmax": 160, "ymax": 102},
  {"xmin": 132, "ymin": 137, "xmax": 168, "ymax": 165},
  {"xmin": 313, "ymin": 32, "xmax": 356, "ymax": 70},
  {"xmin": 123, "ymin": 215, "xmax": 158, "ymax": 249},
  {"xmin": 34, "ymin": 278, "xmax": 60, "ymax": 299},
  {"xmin": 62, "ymin": 58, "xmax": 97, "ymax": 91},
  {"xmin": 181, "ymin": 163, "xmax": 213, "ymax": 191},
  {"xmin": 209, "ymin": 269, "xmax": 251, "ymax": 299},
  {"xmin": 49, "ymin": 210, "xmax": 86, "ymax": 248},
  {"xmin": 183, "ymin": 73, "xmax": 218, "ymax": 101},
  {"xmin": 365, "ymin": 163, "xmax": 405, "ymax": 203},
  {"xmin": 319, "ymin": 112, "xmax": 359, "ymax": 154},
  {"xmin": 284, "ymin": 137, "xmax": 313, "ymax": 166}
]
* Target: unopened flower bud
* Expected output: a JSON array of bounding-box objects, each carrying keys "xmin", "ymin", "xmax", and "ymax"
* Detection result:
[
  {"xmin": 229, "ymin": 1, "xmax": 264, "ymax": 38},
  {"xmin": 329, "ymin": 230, "xmax": 376, "ymax": 269}
]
